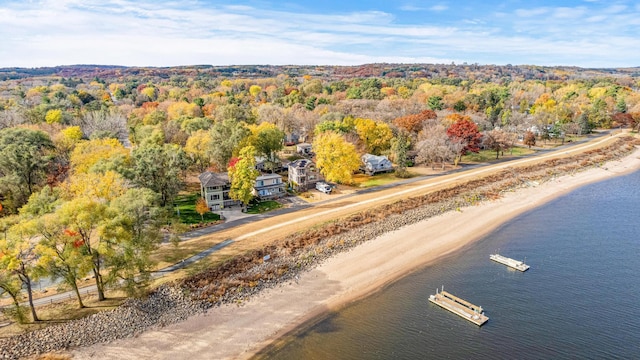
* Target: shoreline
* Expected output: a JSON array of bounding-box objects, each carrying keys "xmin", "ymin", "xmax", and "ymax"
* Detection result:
[{"xmin": 72, "ymin": 148, "xmax": 640, "ymax": 360}]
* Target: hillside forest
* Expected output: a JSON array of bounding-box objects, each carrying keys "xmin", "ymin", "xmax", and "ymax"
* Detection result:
[{"xmin": 1, "ymin": 63, "xmax": 639, "ymax": 322}]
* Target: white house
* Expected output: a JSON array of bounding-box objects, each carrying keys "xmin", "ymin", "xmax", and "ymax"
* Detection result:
[
  {"xmin": 361, "ymin": 154, "xmax": 393, "ymax": 175},
  {"xmin": 253, "ymin": 173, "xmax": 286, "ymax": 200},
  {"xmin": 198, "ymin": 172, "xmax": 241, "ymax": 211}
]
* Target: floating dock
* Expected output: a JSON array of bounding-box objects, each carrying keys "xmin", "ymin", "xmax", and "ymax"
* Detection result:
[
  {"xmin": 490, "ymin": 254, "xmax": 530, "ymax": 272},
  {"xmin": 428, "ymin": 287, "xmax": 488, "ymax": 326}
]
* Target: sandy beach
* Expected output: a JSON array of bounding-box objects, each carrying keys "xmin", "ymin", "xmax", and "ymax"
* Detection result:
[{"xmin": 72, "ymin": 148, "xmax": 640, "ymax": 360}]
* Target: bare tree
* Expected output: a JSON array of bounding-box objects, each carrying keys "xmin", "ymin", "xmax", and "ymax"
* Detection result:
[
  {"xmin": 416, "ymin": 120, "xmax": 458, "ymax": 170},
  {"xmin": 0, "ymin": 109, "xmax": 27, "ymax": 130},
  {"xmin": 78, "ymin": 109, "xmax": 129, "ymax": 145}
]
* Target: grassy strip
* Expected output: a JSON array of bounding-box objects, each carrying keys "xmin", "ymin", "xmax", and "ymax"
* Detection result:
[{"xmin": 174, "ymin": 193, "xmax": 220, "ymax": 224}]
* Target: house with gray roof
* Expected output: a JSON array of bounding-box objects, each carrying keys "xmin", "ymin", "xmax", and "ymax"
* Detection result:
[
  {"xmin": 198, "ymin": 172, "xmax": 241, "ymax": 211},
  {"xmin": 361, "ymin": 154, "xmax": 393, "ymax": 175},
  {"xmin": 288, "ymin": 158, "xmax": 320, "ymax": 191}
]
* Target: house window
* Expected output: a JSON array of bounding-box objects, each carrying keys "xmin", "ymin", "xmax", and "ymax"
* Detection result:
[
  {"xmin": 309, "ymin": 175, "xmax": 315, "ymax": 180},
  {"xmin": 256, "ymin": 180, "xmax": 264, "ymax": 187},
  {"xmin": 210, "ymin": 194, "xmax": 220, "ymax": 200}
]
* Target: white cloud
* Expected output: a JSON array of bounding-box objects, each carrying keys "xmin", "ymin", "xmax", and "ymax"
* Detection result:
[{"xmin": 0, "ymin": 0, "xmax": 639, "ymax": 68}]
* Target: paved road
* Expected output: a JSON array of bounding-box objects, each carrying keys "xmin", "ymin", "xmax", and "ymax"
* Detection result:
[{"xmin": 9, "ymin": 130, "xmax": 617, "ymax": 308}]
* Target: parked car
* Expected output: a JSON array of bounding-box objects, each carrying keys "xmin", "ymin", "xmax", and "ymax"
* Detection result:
[{"xmin": 315, "ymin": 181, "xmax": 332, "ymax": 194}]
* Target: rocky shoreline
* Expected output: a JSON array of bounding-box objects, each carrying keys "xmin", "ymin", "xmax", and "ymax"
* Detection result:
[{"xmin": 1, "ymin": 137, "xmax": 637, "ymax": 360}]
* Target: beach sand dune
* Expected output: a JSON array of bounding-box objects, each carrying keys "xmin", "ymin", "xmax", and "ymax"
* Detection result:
[{"xmin": 73, "ymin": 149, "xmax": 640, "ymax": 360}]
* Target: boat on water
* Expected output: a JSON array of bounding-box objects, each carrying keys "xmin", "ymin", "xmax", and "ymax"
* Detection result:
[
  {"xmin": 428, "ymin": 286, "xmax": 489, "ymax": 326},
  {"xmin": 490, "ymin": 254, "xmax": 530, "ymax": 272}
]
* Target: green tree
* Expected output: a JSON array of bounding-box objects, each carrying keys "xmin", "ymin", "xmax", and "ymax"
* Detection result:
[
  {"xmin": 0, "ymin": 128, "xmax": 55, "ymax": 213},
  {"xmin": 228, "ymin": 146, "xmax": 259, "ymax": 210},
  {"xmin": 100, "ymin": 188, "xmax": 162, "ymax": 297},
  {"xmin": 313, "ymin": 131, "xmax": 360, "ymax": 184},
  {"xmin": 251, "ymin": 123, "xmax": 285, "ymax": 162},
  {"xmin": 428, "ymin": 96, "xmax": 444, "ymax": 110},
  {"xmin": 391, "ymin": 131, "xmax": 411, "ymax": 178},
  {"xmin": 208, "ymin": 119, "xmax": 250, "ymax": 171},
  {"xmin": 131, "ymin": 144, "xmax": 189, "ymax": 207}
]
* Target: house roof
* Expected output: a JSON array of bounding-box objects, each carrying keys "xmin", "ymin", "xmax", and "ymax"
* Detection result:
[
  {"xmin": 289, "ymin": 159, "xmax": 314, "ymax": 168},
  {"xmin": 296, "ymin": 143, "xmax": 312, "ymax": 148},
  {"xmin": 198, "ymin": 172, "xmax": 230, "ymax": 187},
  {"xmin": 256, "ymin": 173, "xmax": 283, "ymax": 181}
]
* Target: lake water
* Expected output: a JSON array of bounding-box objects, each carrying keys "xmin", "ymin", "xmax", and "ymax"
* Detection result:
[{"xmin": 256, "ymin": 169, "xmax": 640, "ymax": 359}]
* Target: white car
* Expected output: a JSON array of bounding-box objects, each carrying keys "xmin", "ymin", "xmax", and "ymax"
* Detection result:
[{"xmin": 315, "ymin": 182, "xmax": 332, "ymax": 194}]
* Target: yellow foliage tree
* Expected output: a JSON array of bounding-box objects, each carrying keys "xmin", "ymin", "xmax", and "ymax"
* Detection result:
[
  {"xmin": 249, "ymin": 85, "xmax": 262, "ymax": 97},
  {"xmin": 70, "ymin": 138, "xmax": 129, "ymax": 174},
  {"xmin": 167, "ymin": 101, "xmax": 202, "ymax": 120},
  {"xmin": 354, "ymin": 118, "xmax": 393, "ymax": 155},
  {"xmin": 313, "ymin": 131, "xmax": 360, "ymax": 184},
  {"xmin": 184, "ymin": 129, "xmax": 213, "ymax": 172},
  {"xmin": 45, "ymin": 109, "xmax": 63, "ymax": 124},
  {"xmin": 64, "ymin": 170, "xmax": 128, "ymax": 202}
]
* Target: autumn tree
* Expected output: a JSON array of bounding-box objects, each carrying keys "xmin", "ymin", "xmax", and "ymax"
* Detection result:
[
  {"xmin": 228, "ymin": 146, "xmax": 259, "ymax": 210},
  {"xmin": 45, "ymin": 109, "xmax": 63, "ymax": 124},
  {"xmin": 523, "ymin": 130, "xmax": 536, "ymax": 148},
  {"xmin": 446, "ymin": 115, "xmax": 482, "ymax": 164},
  {"xmin": 313, "ymin": 131, "xmax": 360, "ymax": 184},
  {"xmin": 80, "ymin": 109, "xmax": 128, "ymax": 142},
  {"xmin": 354, "ymin": 118, "xmax": 393, "ymax": 155},
  {"xmin": 184, "ymin": 129, "xmax": 213, "ymax": 172},
  {"xmin": 0, "ymin": 222, "xmax": 41, "ymax": 321},
  {"xmin": 393, "ymin": 110, "xmax": 437, "ymax": 134},
  {"xmin": 70, "ymin": 138, "xmax": 130, "ymax": 175},
  {"xmin": 32, "ymin": 214, "xmax": 91, "ymax": 308},
  {"xmin": 195, "ymin": 197, "xmax": 209, "ymax": 221}
]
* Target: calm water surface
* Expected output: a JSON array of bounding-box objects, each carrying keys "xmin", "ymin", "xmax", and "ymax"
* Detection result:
[{"xmin": 257, "ymin": 170, "xmax": 640, "ymax": 360}]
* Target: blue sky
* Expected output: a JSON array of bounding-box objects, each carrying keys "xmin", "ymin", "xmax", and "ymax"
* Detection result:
[{"xmin": 0, "ymin": 0, "xmax": 639, "ymax": 68}]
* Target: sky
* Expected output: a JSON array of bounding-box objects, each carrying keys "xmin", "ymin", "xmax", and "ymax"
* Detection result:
[{"xmin": 0, "ymin": 0, "xmax": 639, "ymax": 68}]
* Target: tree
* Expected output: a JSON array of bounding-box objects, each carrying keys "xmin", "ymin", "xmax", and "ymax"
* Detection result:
[
  {"xmin": 391, "ymin": 131, "xmax": 411, "ymax": 178},
  {"xmin": 446, "ymin": 116, "xmax": 482, "ymax": 164},
  {"xmin": 524, "ymin": 130, "xmax": 536, "ymax": 148},
  {"xmin": 393, "ymin": 110, "xmax": 437, "ymax": 134},
  {"xmin": 416, "ymin": 121, "xmax": 458, "ymax": 170},
  {"xmin": 70, "ymin": 138, "xmax": 129, "ymax": 175},
  {"xmin": 208, "ymin": 119, "xmax": 250, "ymax": 171},
  {"xmin": 184, "ymin": 129, "xmax": 213, "ymax": 172},
  {"xmin": 428, "ymin": 96, "xmax": 444, "ymax": 110},
  {"xmin": 0, "ymin": 267, "xmax": 25, "ymax": 323},
  {"xmin": 228, "ymin": 146, "xmax": 259, "ymax": 210},
  {"xmin": 313, "ymin": 131, "xmax": 360, "ymax": 184},
  {"xmin": 32, "ymin": 214, "xmax": 91, "ymax": 308},
  {"xmin": 100, "ymin": 188, "xmax": 162, "ymax": 297},
  {"xmin": 0, "ymin": 128, "xmax": 55, "ymax": 213},
  {"xmin": 354, "ymin": 118, "xmax": 393, "ymax": 155},
  {"xmin": 195, "ymin": 197, "xmax": 209, "ymax": 221},
  {"xmin": 57, "ymin": 197, "xmax": 109, "ymax": 301},
  {"xmin": 0, "ymin": 222, "xmax": 41, "ymax": 322},
  {"xmin": 248, "ymin": 123, "xmax": 285, "ymax": 162},
  {"xmin": 80, "ymin": 109, "xmax": 128, "ymax": 143},
  {"xmin": 45, "ymin": 109, "xmax": 63, "ymax": 124},
  {"xmin": 131, "ymin": 144, "xmax": 189, "ymax": 207},
  {"xmin": 482, "ymin": 129, "xmax": 515, "ymax": 159}
]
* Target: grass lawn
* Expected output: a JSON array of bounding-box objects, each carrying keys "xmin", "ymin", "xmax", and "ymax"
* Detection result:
[
  {"xmin": 463, "ymin": 146, "xmax": 535, "ymax": 163},
  {"xmin": 173, "ymin": 192, "xmax": 220, "ymax": 224},
  {"xmin": 352, "ymin": 171, "xmax": 415, "ymax": 188},
  {"xmin": 246, "ymin": 200, "xmax": 283, "ymax": 214}
]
